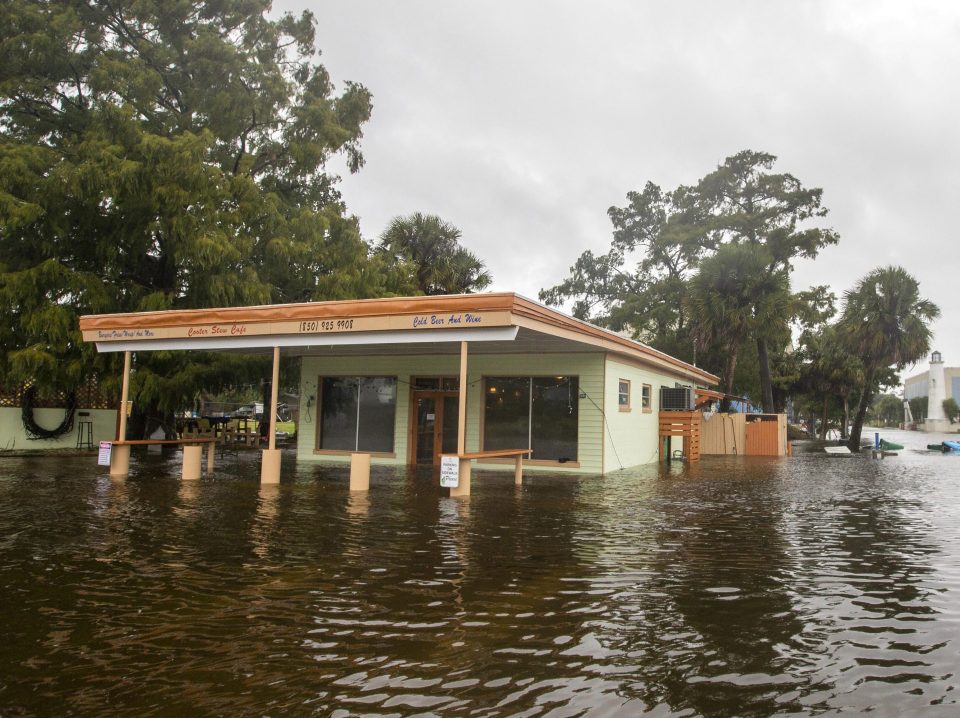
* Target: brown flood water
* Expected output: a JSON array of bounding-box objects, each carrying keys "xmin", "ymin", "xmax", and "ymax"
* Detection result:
[{"xmin": 2, "ymin": 428, "xmax": 960, "ymax": 716}]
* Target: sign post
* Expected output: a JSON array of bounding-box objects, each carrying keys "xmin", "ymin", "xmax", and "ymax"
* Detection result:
[{"xmin": 440, "ymin": 455, "xmax": 460, "ymax": 488}]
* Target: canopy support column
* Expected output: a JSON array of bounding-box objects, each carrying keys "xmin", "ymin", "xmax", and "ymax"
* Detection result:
[
  {"xmin": 451, "ymin": 341, "xmax": 471, "ymax": 497},
  {"xmin": 110, "ymin": 351, "xmax": 132, "ymax": 477},
  {"xmin": 260, "ymin": 346, "xmax": 281, "ymax": 484}
]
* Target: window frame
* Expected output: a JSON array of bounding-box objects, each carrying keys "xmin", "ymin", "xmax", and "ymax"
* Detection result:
[
  {"xmin": 314, "ymin": 375, "xmax": 398, "ymax": 456},
  {"xmin": 618, "ymin": 379, "xmax": 631, "ymax": 412},
  {"xmin": 641, "ymin": 383, "xmax": 652, "ymax": 413}
]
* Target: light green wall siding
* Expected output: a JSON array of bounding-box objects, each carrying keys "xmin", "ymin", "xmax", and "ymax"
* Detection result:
[
  {"xmin": 603, "ymin": 357, "xmax": 690, "ymax": 471},
  {"xmin": 298, "ymin": 352, "xmax": 605, "ymax": 473},
  {"xmin": 0, "ymin": 408, "xmax": 117, "ymax": 452}
]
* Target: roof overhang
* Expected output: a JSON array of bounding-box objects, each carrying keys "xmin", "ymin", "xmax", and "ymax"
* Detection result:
[{"xmin": 79, "ymin": 292, "xmax": 718, "ymax": 386}]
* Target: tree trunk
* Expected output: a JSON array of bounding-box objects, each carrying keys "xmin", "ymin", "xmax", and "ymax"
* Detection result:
[
  {"xmin": 819, "ymin": 396, "xmax": 829, "ymax": 441},
  {"xmin": 847, "ymin": 365, "xmax": 877, "ymax": 452},
  {"xmin": 757, "ymin": 336, "xmax": 774, "ymax": 413},
  {"xmin": 842, "ymin": 395, "xmax": 850, "ymax": 440},
  {"xmin": 720, "ymin": 347, "xmax": 739, "ymax": 413}
]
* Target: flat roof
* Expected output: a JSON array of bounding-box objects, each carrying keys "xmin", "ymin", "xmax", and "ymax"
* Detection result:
[{"xmin": 79, "ymin": 292, "xmax": 718, "ymax": 386}]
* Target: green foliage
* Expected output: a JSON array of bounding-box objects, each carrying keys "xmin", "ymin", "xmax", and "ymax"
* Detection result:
[
  {"xmin": 909, "ymin": 396, "xmax": 928, "ymax": 423},
  {"xmin": 944, "ymin": 398, "xmax": 959, "ymax": 424},
  {"xmin": 686, "ymin": 244, "xmax": 790, "ymax": 404},
  {"xmin": 540, "ymin": 150, "xmax": 837, "ymax": 407},
  {"xmin": 839, "ymin": 266, "xmax": 939, "ymax": 450},
  {"xmin": 540, "ymin": 181, "xmax": 711, "ymax": 345},
  {"xmin": 0, "ymin": 0, "xmax": 396, "ymax": 415},
  {"xmin": 377, "ymin": 213, "xmax": 492, "ymax": 295},
  {"xmin": 870, "ymin": 394, "xmax": 904, "ymax": 426}
]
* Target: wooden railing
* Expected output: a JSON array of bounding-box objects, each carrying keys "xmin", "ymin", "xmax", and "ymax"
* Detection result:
[{"xmin": 658, "ymin": 411, "xmax": 701, "ymax": 462}]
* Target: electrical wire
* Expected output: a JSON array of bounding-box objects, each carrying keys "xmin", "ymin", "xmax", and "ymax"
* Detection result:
[{"xmin": 578, "ymin": 387, "xmax": 625, "ymax": 471}]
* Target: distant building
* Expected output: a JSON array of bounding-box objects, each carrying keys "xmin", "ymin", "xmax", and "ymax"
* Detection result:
[{"xmin": 903, "ymin": 351, "xmax": 959, "ymax": 432}]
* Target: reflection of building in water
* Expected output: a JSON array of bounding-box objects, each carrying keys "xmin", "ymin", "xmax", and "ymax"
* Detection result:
[{"xmin": 903, "ymin": 351, "xmax": 960, "ymax": 432}]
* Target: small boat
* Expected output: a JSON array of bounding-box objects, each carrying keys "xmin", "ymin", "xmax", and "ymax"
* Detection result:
[
  {"xmin": 878, "ymin": 439, "xmax": 904, "ymax": 451},
  {"xmin": 927, "ymin": 441, "xmax": 960, "ymax": 452}
]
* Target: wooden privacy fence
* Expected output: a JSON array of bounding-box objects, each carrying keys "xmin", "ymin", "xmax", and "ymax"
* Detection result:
[
  {"xmin": 658, "ymin": 411, "xmax": 701, "ymax": 462},
  {"xmin": 744, "ymin": 414, "xmax": 788, "ymax": 456},
  {"xmin": 700, "ymin": 412, "xmax": 788, "ymax": 456}
]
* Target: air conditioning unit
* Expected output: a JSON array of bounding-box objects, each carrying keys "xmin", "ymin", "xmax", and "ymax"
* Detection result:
[{"xmin": 660, "ymin": 386, "xmax": 695, "ymax": 411}]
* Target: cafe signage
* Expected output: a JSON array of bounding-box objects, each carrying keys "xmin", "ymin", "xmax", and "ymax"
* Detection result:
[{"xmin": 82, "ymin": 310, "xmax": 513, "ymax": 343}]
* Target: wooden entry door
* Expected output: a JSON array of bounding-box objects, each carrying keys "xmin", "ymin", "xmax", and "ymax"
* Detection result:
[{"xmin": 411, "ymin": 391, "xmax": 459, "ymax": 465}]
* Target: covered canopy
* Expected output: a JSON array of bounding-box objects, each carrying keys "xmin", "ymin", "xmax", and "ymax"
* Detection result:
[{"xmin": 79, "ymin": 292, "xmax": 718, "ymax": 386}]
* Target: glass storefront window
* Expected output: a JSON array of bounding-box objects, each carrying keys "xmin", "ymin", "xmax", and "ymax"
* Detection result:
[
  {"xmin": 483, "ymin": 376, "xmax": 578, "ymax": 461},
  {"xmin": 441, "ymin": 377, "xmax": 460, "ymax": 391},
  {"xmin": 483, "ymin": 377, "xmax": 530, "ymax": 452},
  {"xmin": 412, "ymin": 377, "xmax": 440, "ymax": 390},
  {"xmin": 412, "ymin": 376, "xmax": 459, "ymax": 391},
  {"xmin": 319, "ymin": 377, "xmax": 397, "ymax": 452},
  {"xmin": 531, "ymin": 377, "xmax": 578, "ymax": 462}
]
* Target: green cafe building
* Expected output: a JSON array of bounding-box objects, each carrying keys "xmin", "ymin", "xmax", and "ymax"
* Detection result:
[{"xmin": 80, "ymin": 293, "xmax": 717, "ymax": 478}]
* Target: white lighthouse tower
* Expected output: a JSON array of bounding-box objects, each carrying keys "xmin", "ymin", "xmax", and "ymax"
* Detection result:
[{"xmin": 924, "ymin": 351, "xmax": 950, "ymax": 432}]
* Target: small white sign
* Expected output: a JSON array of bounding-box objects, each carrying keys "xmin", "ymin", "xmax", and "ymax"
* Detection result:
[
  {"xmin": 97, "ymin": 441, "xmax": 112, "ymax": 466},
  {"xmin": 440, "ymin": 455, "xmax": 459, "ymax": 488},
  {"xmin": 426, "ymin": 413, "xmax": 435, "ymax": 421}
]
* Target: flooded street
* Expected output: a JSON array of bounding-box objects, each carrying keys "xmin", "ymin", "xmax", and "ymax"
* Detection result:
[{"xmin": 2, "ymin": 429, "xmax": 960, "ymax": 716}]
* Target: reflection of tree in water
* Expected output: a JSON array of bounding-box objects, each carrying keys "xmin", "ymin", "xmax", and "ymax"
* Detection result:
[
  {"xmin": 780, "ymin": 467, "xmax": 944, "ymax": 713},
  {"xmin": 615, "ymin": 458, "xmax": 809, "ymax": 716}
]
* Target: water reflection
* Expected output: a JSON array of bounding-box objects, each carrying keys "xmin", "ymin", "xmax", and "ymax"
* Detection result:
[
  {"xmin": 1, "ymin": 435, "xmax": 960, "ymax": 715},
  {"xmin": 779, "ymin": 456, "xmax": 950, "ymax": 713},
  {"xmin": 642, "ymin": 460, "xmax": 807, "ymax": 714}
]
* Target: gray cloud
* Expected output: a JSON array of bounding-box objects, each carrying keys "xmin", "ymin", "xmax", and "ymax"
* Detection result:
[{"xmin": 276, "ymin": 0, "xmax": 960, "ymax": 377}]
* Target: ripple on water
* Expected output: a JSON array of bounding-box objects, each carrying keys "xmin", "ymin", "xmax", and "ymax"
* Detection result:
[{"xmin": 1, "ymin": 434, "xmax": 960, "ymax": 715}]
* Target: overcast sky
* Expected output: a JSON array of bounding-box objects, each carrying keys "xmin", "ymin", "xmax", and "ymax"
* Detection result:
[{"xmin": 275, "ymin": 0, "xmax": 958, "ymax": 380}]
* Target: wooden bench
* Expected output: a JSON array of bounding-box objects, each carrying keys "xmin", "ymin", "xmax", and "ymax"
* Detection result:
[
  {"xmin": 108, "ymin": 438, "xmax": 219, "ymax": 479},
  {"xmin": 459, "ymin": 448, "xmax": 532, "ymax": 485}
]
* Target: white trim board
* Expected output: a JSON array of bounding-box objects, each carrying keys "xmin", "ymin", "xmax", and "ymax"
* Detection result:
[{"xmin": 94, "ymin": 326, "xmax": 520, "ymax": 353}]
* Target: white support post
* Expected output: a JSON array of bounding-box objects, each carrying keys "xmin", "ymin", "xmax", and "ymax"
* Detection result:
[
  {"xmin": 182, "ymin": 445, "xmax": 202, "ymax": 480},
  {"xmin": 269, "ymin": 346, "xmax": 279, "ymax": 451},
  {"xmin": 118, "ymin": 350, "xmax": 131, "ymax": 441},
  {"xmin": 350, "ymin": 453, "xmax": 371, "ymax": 491},
  {"xmin": 458, "ymin": 341, "xmax": 468, "ymax": 455},
  {"xmin": 260, "ymin": 346, "xmax": 281, "ymax": 484},
  {"xmin": 451, "ymin": 341, "xmax": 471, "ymax": 497},
  {"xmin": 110, "ymin": 351, "xmax": 132, "ymax": 478}
]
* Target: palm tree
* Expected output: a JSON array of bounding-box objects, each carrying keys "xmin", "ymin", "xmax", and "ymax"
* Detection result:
[
  {"xmin": 686, "ymin": 244, "xmax": 790, "ymax": 408},
  {"xmin": 800, "ymin": 325, "xmax": 863, "ymax": 439},
  {"xmin": 839, "ymin": 266, "xmax": 939, "ymax": 451},
  {"xmin": 378, "ymin": 213, "xmax": 492, "ymax": 295}
]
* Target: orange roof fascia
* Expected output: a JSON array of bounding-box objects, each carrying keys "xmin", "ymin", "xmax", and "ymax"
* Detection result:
[
  {"xmin": 510, "ymin": 295, "xmax": 719, "ymax": 386},
  {"xmin": 78, "ymin": 293, "xmax": 518, "ymax": 331}
]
